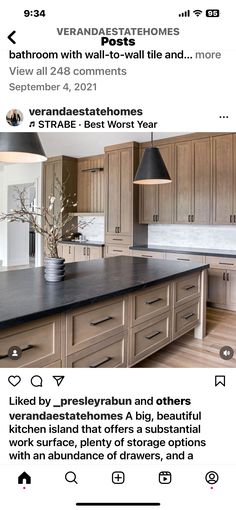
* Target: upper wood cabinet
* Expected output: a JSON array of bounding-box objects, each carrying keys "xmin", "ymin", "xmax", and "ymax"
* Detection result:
[
  {"xmin": 139, "ymin": 144, "xmax": 174, "ymax": 224},
  {"xmin": 212, "ymin": 134, "xmax": 235, "ymax": 224},
  {"xmin": 77, "ymin": 154, "xmax": 104, "ymax": 213},
  {"xmin": 43, "ymin": 156, "xmax": 77, "ymax": 214},
  {"xmin": 105, "ymin": 142, "xmax": 147, "ymax": 246},
  {"xmin": 174, "ymin": 137, "xmax": 211, "ymax": 224}
]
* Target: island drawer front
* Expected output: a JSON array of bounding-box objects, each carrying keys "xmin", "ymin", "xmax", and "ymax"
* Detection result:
[
  {"xmin": 173, "ymin": 299, "xmax": 200, "ymax": 339},
  {"xmin": 165, "ymin": 253, "xmax": 204, "ymax": 263},
  {"xmin": 66, "ymin": 297, "xmax": 128, "ymax": 354},
  {"xmin": 129, "ymin": 313, "xmax": 171, "ymax": 366},
  {"xmin": 0, "ymin": 315, "xmax": 61, "ymax": 368},
  {"xmin": 131, "ymin": 250, "xmax": 165, "ymax": 260},
  {"xmin": 66, "ymin": 332, "xmax": 128, "ymax": 368},
  {"xmin": 174, "ymin": 273, "xmax": 200, "ymax": 305},
  {"xmin": 205, "ymin": 256, "xmax": 236, "ymax": 270},
  {"xmin": 132, "ymin": 283, "xmax": 170, "ymax": 325}
]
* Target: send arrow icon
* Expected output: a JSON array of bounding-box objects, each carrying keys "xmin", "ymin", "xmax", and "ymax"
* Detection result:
[
  {"xmin": 53, "ymin": 376, "xmax": 65, "ymax": 387},
  {"xmin": 8, "ymin": 30, "xmax": 16, "ymax": 44}
]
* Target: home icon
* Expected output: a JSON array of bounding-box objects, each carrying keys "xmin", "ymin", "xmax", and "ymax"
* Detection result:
[{"xmin": 18, "ymin": 472, "xmax": 31, "ymax": 485}]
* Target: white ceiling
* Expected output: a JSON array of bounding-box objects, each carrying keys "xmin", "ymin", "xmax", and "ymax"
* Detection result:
[{"xmin": 39, "ymin": 132, "xmax": 190, "ymax": 158}]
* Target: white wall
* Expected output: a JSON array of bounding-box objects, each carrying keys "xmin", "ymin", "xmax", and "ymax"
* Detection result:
[
  {"xmin": 0, "ymin": 163, "xmax": 42, "ymax": 267},
  {"xmin": 148, "ymin": 224, "xmax": 236, "ymax": 250}
]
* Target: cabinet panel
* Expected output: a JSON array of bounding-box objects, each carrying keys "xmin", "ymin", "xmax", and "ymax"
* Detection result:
[
  {"xmin": 106, "ymin": 245, "xmax": 130, "ymax": 257},
  {"xmin": 105, "ymin": 152, "xmax": 120, "ymax": 235},
  {"xmin": 139, "ymin": 185, "xmax": 157, "ymax": 224},
  {"xmin": 130, "ymin": 313, "xmax": 171, "ymax": 366},
  {"xmin": 165, "ymin": 252, "xmax": 204, "ymax": 263},
  {"xmin": 88, "ymin": 246, "xmax": 103, "ymax": 260},
  {"xmin": 74, "ymin": 245, "xmax": 87, "ymax": 261},
  {"xmin": 158, "ymin": 144, "xmax": 174, "ymax": 223},
  {"xmin": 207, "ymin": 268, "xmax": 227, "ymax": 306},
  {"xmin": 131, "ymin": 250, "xmax": 165, "ymax": 259},
  {"xmin": 226, "ymin": 270, "xmax": 236, "ymax": 310},
  {"xmin": 63, "ymin": 244, "xmax": 75, "ymax": 263},
  {"xmin": 212, "ymin": 134, "xmax": 233, "ymax": 224},
  {"xmin": 77, "ymin": 155, "xmax": 104, "ymax": 213},
  {"xmin": 174, "ymin": 141, "xmax": 192, "ymax": 223},
  {"xmin": 193, "ymin": 138, "xmax": 212, "ymax": 224},
  {"xmin": 120, "ymin": 149, "xmax": 133, "ymax": 235}
]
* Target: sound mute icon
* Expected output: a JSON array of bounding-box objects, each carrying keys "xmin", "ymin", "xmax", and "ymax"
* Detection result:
[{"xmin": 178, "ymin": 10, "xmax": 190, "ymax": 17}]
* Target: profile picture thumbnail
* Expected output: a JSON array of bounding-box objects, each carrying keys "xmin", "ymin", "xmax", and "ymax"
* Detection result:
[{"xmin": 6, "ymin": 109, "xmax": 23, "ymax": 127}]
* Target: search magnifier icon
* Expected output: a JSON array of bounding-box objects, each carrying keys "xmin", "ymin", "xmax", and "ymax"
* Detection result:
[{"xmin": 65, "ymin": 471, "xmax": 78, "ymax": 484}]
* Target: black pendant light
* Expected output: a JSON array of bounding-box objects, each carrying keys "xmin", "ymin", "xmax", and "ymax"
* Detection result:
[
  {"xmin": 0, "ymin": 133, "xmax": 47, "ymax": 163},
  {"xmin": 133, "ymin": 133, "xmax": 171, "ymax": 184}
]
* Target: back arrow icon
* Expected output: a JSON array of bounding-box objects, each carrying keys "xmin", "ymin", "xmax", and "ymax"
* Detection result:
[{"xmin": 8, "ymin": 31, "xmax": 16, "ymax": 44}]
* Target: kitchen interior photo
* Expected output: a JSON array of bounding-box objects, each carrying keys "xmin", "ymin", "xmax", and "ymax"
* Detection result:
[{"xmin": 0, "ymin": 131, "xmax": 235, "ymax": 369}]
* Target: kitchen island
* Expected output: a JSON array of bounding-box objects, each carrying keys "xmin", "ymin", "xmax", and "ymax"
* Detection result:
[{"xmin": 0, "ymin": 257, "xmax": 208, "ymax": 368}]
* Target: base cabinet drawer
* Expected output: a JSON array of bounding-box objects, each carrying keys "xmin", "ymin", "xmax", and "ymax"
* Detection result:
[
  {"xmin": 129, "ymin": 314, "xmax": 171, "ymax": 366},
  {"xmin": 166, "ymin": 253, "xmax": 204, "ymax": 263},
  {"xmin": 173, "ymin": 299, "xmax": 200, "ymax": 339},
  {"xmin": 66, "ymin": 332, "xmax": 128, "ymax": 368},
  {"xmin": 132, "ymin": 283, "xmax": 170, "ymax": 325},
  {"xmin": 174, "ymin": 273, "xmax": 200, "ymax": 306},
  {"xmin": 206, "ymin": 256, "xmax": 236, "ymax": 270},
  {"xmin": 66, "ymin": 297, "xmax": 128, "ymax": 354},
  {"xmin": 131, "ymin": 250, "xmax": 165, "ymax": 259},
  {"xmin": 0, "ymin": 315, "xmax": 61, "ymax": 368},
  {"xmin": 45, "ymin": 360, "xmax": 62, "ymax": 368}
]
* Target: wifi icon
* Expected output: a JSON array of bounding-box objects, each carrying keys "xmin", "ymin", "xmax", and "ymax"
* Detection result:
[{"xmin": 193, "ymin": 9, "xmax": 203, "ymax": 16}]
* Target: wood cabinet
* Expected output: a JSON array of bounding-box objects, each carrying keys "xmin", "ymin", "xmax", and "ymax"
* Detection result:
[
  {"xmin": 105, "ymin": 245, "xmax": 130, "ymax": 257},
  {"xmin": 105, "ymin": 142, "xmax": 147, "ymax": 247},
  {"xmin": 206, "ymin": 255, "xmax": 236, "ymax": 310},
  {"xmin": 212, "ymin": 134, "xmax": 235, "ymax": 224},
  {"xmin": 43, "ymin": 156, "xmax": 78, "ymax": 251},
  {"xmin": 174, "ymin": 138, "xmax": 211, "ymax": 224},
  {"xmin": 60, "ymin": 243, "xmax": 103, "ymax": 263},
  {"xmin": 139, "ymin": 143, "xmax": 174, "ymax": 223},
  {"xmin": 165, "ymin": 252, "xmax": 205, "ymax": 263},
  {"xmin": 139, "ymin": 144, "xmax": 174, "ymax": 224},
  {"xmin": 77, "ymin": 154, "xmax": 105, "ymax": 212}
]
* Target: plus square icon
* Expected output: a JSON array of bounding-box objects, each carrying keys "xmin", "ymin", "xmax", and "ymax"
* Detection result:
[{"xmin": 112, "ymin": 472, "xmax": 125, "ymax": 484}]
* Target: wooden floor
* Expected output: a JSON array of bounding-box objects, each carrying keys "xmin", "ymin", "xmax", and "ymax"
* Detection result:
[{"xmin": 135, "ymin": 307, "xmax": 236, "ymax": 368}]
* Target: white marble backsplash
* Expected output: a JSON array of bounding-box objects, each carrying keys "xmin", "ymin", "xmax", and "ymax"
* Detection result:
[
  {"xmin": 148, "ymin": 224, "xmax": 236, "ymax": 250},
  {"xmin": 77, "ymin": 214, "xmax": 104, "ymax": 242}
]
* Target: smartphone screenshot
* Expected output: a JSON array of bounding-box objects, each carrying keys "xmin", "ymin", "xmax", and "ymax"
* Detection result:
[{"xmin": 0, "ymin": 1, "xmax": 235, "ymax": 509}]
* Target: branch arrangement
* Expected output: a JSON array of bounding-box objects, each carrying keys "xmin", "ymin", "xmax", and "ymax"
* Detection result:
[{"xmin": 0, "ymin": 177, "xmax": 94, "ymax": 258}]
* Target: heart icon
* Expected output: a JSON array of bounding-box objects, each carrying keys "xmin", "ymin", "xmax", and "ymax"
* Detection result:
[{"xmin": 8, "ymin": 375, "xmax": 21, "ymax": 387}]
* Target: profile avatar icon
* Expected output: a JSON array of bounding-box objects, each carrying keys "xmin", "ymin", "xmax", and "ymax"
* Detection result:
[{"xmin": 6, "ymin": 109, "xmax": 23, "ymax": 127}]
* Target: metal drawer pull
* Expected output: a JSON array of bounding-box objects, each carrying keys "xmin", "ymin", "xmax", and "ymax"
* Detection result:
[
  {"xmin": 230, "ymin": 215, "xmax": 233, "ymax": 223},
  {"xmin": 184, "ymin": 285, "xmax": 196, "ymax": 291},
  {"xmin": 219, "ymin": 262, "xmax": 234, "ymax": 266},
  {"xmin": 177, "ymin": 258, "xmax": 190, "ymax": 261},
  {"xmin": 89, "ymin": 356, "xmax": 112, "ymax": 368},
  {"xmin": 113, "ymin": 250, "xmax": 123, "ymax": 253},
  {"xmin": 90, "ymin": 316, "xmax": 113, "ymax": 326},
  {"xmin": 145, "ymin": 297, "xmax": 163, "ymax": 305},
  {"xmin": 145, "ymin": 331, "xmax": 161, "ymax": 340},
  {"xmin": 112, "ymin": 238, "xmax": 123, "ymax": 241},
  {"xmin": 0, "ymin": 344, "xmax": 34, "ymax": 360},
  {"xmin": 142, "ymin": 255, "xmax": 153, "ymax": 258},
  {"xmin": 183, "ymin": 313, "xmax": 196, "ymax": 320},
  {"xmin": 223, "ymin": 272, "xmax": 226, "ymax": 281},
  {"xmin": 227, "ymin": 273, "xmax": 230, "ymax": 281}
]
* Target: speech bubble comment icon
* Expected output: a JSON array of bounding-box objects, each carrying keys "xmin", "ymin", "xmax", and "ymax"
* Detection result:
[{"xmin": 31, "ymin": 375, "xmax": 43, "ymax": 388}]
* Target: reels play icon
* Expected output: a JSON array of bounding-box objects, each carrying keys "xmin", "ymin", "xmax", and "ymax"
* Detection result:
[{"xmin": 159, "ymin": 471, "xmax": 172, "ymax": 484}]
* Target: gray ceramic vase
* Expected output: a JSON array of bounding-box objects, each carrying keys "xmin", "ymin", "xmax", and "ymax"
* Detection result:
[{"xmin": 44, "ymin": 257, "xmax": 65, "ymax": 282}]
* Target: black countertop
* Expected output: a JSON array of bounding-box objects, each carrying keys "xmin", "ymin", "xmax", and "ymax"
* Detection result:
[
  {"xmin": 60, "ymin": 240, "xmax": 105, "ymax": 247},
  {"xmin": 0, "ymin": 257, "xmax": 208, "ymax": 330},
  {"xmin": 130, "ymin": 245, "xmax": 236, "ymax": 258}
]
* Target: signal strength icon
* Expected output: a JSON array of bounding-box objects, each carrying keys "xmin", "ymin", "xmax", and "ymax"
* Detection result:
[
  {"xmin": 179, "ymin": 10, "xmax": 190, "ymax": 17},
  {"xmin": 193, "ymin": 9, "xmax": 203, "ymax": 16}
]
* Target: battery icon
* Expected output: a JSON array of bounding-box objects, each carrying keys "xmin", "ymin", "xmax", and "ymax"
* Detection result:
[{"xmin": 206, "ymin": 9, "xmax": 220, "ymax": 17}]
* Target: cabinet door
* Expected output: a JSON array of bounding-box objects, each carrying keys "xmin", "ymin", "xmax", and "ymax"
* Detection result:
[
  {"xmin": 192, "ymin": 138, "xmax": 212, "ymax": 224},
  {"xmin": 74, "ymin": 245, "xmax": 87, "ymax": 261},
  {"xmin": 157, "ymin": 144, "xmax": 174, "ymax": 223},
  {"xmin": 63, "ymin": 244, "xmax": 75, "ymax": 263},
  {"xmin": 105, "ymin": 152, "xmax": 120, "ymax": 235},
  {"xmin": 88, "ymin": 246, "xmax": 102, "ymax": 260},
  {"xmin": 207, "ymin": 268, "xmax": 226, "ymax": 306},
  {"xmin": 212, "ymin": 134, "xmax": 233, "ymax": 224},
  {"xmin": 174, "ymin": 141, "xmax": 192, "ymax": 223},
  {"xmin": 139, "ymin": 185, "xmax": 157, "ymax": 224},
  {"xmin": 119, "ymin": 149, "xmax": 133, "ymax": 236},
  {"xmin": 226, "ymin": 270, "xmax": 236, "ymax": 311}
]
